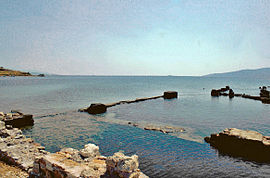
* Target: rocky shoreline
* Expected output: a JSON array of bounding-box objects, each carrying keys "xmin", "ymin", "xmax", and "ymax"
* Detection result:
[
  {"xmin": 0, "ymin": 120, "xmax": 148, "ymax": 177},
  {"xmin": 0, "ymin": 67, "xmax": 44, "ymax": 77}
]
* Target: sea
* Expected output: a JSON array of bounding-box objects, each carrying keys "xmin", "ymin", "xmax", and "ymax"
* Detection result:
[{"xmin": 1, "ymin": 75, "xmax": 270, "ymax": 177}]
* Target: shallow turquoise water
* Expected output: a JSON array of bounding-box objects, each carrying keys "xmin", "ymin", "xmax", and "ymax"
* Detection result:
[{"xmin": 1, "ymin": 76, "xmax": 270, "ymax": 177}]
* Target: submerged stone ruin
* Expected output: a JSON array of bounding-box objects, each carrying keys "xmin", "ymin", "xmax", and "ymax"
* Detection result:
[
  {"xmin": 0, "ymin": 120, "xmax": 148, "ymax": 177},
  {"xmin": 211, "ymin": 86, "xmax": 270, "ymax": 104},
  {"xmin": 205, "ymin": 128, "xmax": 270, "ymax": 163}
]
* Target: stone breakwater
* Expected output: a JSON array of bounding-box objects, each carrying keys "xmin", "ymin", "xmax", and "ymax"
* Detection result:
[
  {"xmin": 205, "ymin": 128, "xmax": 270, "ymax": 163},
  {"xmin": 211, "ymin": 86, "xmax": 270, "ymax": 104},
  {"xmin": 79, "ymin": 91, "xmax": 178, "ymax": 115},
  {"xmin": 0, "ymin": 120, "xmax": 148, "ymax": 177}
]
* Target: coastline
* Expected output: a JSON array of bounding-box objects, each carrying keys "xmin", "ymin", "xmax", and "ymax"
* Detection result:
[{"xmin": 0, "ymin": 67, "xmax": 44, "ymax": 77}]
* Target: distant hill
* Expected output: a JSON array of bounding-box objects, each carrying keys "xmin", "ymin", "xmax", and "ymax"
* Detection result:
[
  {"xmin": 0, "ymin": 67, "xmax": 45, "ymax": 77},
  {"xmin": 203, "ymin": 68, "xmax": 270, "ymax": 78}
]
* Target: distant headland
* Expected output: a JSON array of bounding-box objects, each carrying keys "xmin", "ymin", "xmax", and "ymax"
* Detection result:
[
  {"xmin": 0, "ymin": 67, "xmax": 45, "ymax": 77},
  {"xmin": 203, "ymin": 67, "xmax": 270, "ymax": 78}
]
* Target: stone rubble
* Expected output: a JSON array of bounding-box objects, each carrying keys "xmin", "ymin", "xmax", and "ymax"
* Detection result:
[
  {"xmin": 0, "ymin": 120, "xmax": 148, "ymax": 177},
  {"xmin": 32, "ymin": 144, "xmax": 148, "ymax": 178},
  {"xmin": 0, "ymin": 121, "xmax": 47, "ymax": 174},
  {"xmin": 106, "ymin": 152, "xmax": 148, "ymax": 178}
]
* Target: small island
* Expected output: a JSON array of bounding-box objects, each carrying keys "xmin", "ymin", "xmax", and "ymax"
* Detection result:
[{"xmin": 0, "ymin": 67, "xmax": 45, "ymax": 77}]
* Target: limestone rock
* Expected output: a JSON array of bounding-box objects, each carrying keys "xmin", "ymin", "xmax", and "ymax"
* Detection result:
[
  {"xmin": 79, "ymin": 143, "xmax": 100, "ymax": 159},
  {"xmin": 205, "ymin": 128, "xmax": 270, "ymax": 163},
  {"xmin": 60, "ymin": 147, "xmax": 84, "ymax": 162},
  {"xmin": 105, "ymin": 152, "xmax": 148, "ymax": 178},
  {"xmin": 0, "ymin": 121, "xmax": 5, "ymax": 130},
  {"xmin": 0, "ymin": 122, "xmax": 46, "ymax": 173},
  {"xmin": 33, "ymin": 153, "xmax": 89, "ymax": 177}
]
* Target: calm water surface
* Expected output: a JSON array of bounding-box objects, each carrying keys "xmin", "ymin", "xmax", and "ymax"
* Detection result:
[{"xmin": 1, "ymin": 76, "xmax": 270, "ymax": 177}]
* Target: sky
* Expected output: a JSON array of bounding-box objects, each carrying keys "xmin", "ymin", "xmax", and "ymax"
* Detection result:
[{"xmin": 0, "ymin": 0, "xmax": 270, "ymax": 76}]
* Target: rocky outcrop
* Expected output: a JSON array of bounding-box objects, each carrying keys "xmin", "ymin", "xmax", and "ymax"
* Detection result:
[
  {"xmin": 31, "ymin": 146, "xmax": 107, "ymax": 178},
  {"xmin": 0, "ymin": 119, "xmax": 148, "ymax": 177},
  {"xmin": 204, "ymin": 128, "xmax": 270, "ymax": 163},
  {"xmin": 0, "ymin": 67, "xmax": 44, "ymax": 77},
  {"xmin": 163, "ymin": 91, "xmax": 178, "ymax": 99},
  {"xmin": 0, "ymin": 121, "xmax": 47, "ymax": 173},
  {"xmin": 0, "ymin": 111, "xmax": 34, "ymax": 128},
  {"xmin": 32, "ymin": 144, "xmax": 148, "ymax": 178},
  {"xmin": 106, "ymin": 152, "xmax": 148, "ymax": 178},
  {"xmin": 0, "ymin": 161, "xmax": 29, "ymax": 178}
]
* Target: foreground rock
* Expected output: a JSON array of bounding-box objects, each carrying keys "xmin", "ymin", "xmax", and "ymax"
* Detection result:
[
  {"xmin": 205, "ymin": 128, "xmax": 270, "ymax": 163},
  {"xmin": 0, "ymin": 161, "xmax": 28, "ymax": 178},
  {"xmin": 0, "ymin": 121, "xmax": 148, "ymax": 177},
  {"xmin": 0, "ymin": 111, "xmax": 34, "ymax": 128},
  {"xmin": 32, "ymin": 144, "xmax": 148, "ymax": 178},
  {"xmin": 0, "ymin": 121, "xmax": 47, "ymax": 173},
  {"xmin": 106, "ymin": 152, "xmax": 147, "ymax": 178}
]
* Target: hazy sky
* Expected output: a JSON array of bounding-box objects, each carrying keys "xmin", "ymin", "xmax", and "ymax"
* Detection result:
[{"xmin": 1, "ymin": 0, "xmax": 270, "ymax": 75}]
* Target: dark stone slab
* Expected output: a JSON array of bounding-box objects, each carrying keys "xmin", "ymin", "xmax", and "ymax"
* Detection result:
[
  {"xmin": 3, "ymin": 114, "xmax": 34, "ymax": 128},
  {"xmin": 86, "ymin": 103, "xmax": 107, "ymax": 114},
  {"xmin": 163, "ymin": 91, "xmax": 178, "ymax": 99},
  {"xmin": 211, "ymin": 89, "xmax": 220, "ymax": 96}
]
